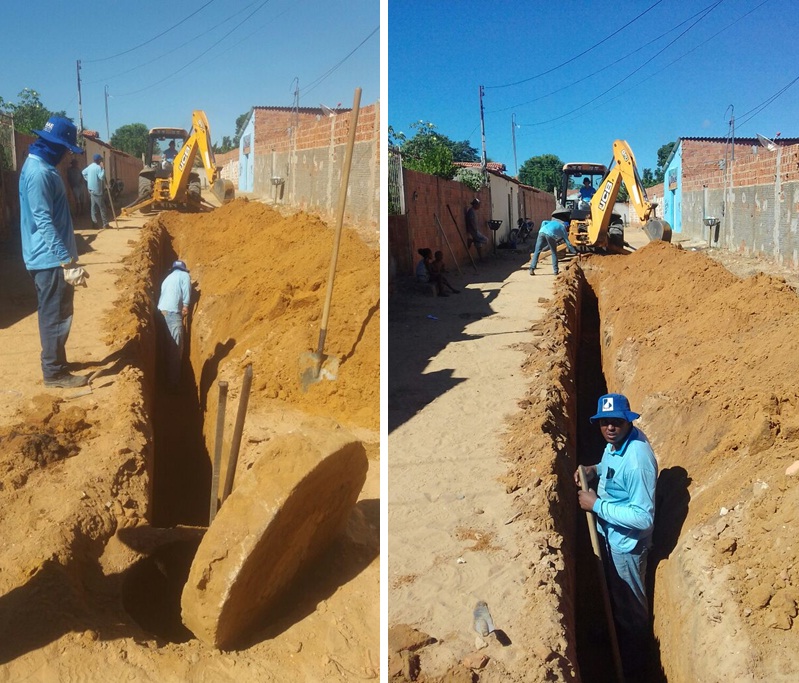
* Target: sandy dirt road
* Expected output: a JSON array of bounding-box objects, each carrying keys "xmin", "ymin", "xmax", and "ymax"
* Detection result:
[{"xmin": 388, "ymin": 236, "xmax": 590, "ymax": 680}]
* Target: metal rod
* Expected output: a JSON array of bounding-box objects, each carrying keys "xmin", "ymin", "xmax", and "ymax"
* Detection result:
[
  {"xmin": 209, "ymin": 380, "xmax": 229, "ymax": 524},
  {"xmin": 221, "ymin": 364, "xmax": 253, "ymax": 505},
  {"xmin": 579, "ymin": 465, "xmax": 625, "ymax": 683}
]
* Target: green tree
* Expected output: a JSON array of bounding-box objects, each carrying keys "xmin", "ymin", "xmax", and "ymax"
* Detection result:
[
  {"xmin": 518, "ymin": 153, "xmax": 563, "ymax": 192},
  {"xmin": 213, "ymin": 135, "xmax": 235, "ymax": 154},
  {"xmin": 233, "ymin": 111, "xmax": 250, "ymax": 147},
  {"xmin": 0, "ymin": 88, "xmax": 67, "ymax": 135},
  {"xmin": 398, "ymin": 121, "xmax": 478, "ymax": 163},
  {"xmin": 393, "ymin": 121, "xmax": 457, "ymax": 180},
  {"xmin": 653, "ymin": 141, "xmax": 676, "ymax": 184},
  {"xmin": 110, "ymin": 123, "xmax": 149, "ymax": 159},
  {"xmin": 641, "ymin": 167, "xmax": 655, "ymax": 187}
]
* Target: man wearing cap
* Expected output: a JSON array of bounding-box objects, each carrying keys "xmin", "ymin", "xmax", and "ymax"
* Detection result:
[
  {"xmin": 576, "ymin": 393, "xmax": 658, "ymax": 679},
  {"xmin": 157, "ymin": 260, "xmax": 192, "ymax": 389},
  {"xmin": 19, "ymin": 115, "xmax": 89, "ymax": 388},
  {"xmin": 464, "ymin": 198, "xmax": 488, "ymax": 257},
  {"xmin": 529, "ymin": 215, "xmax": 577, "ymax": 276},
  {"xmin": 82, "ymin": 153, "xmax": 110, "ymax": 230}
]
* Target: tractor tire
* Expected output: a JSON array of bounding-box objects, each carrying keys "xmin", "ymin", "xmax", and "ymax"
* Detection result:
[{"xmin": 137, "ymin": 176, "xmax": 154, "ymax": 214}]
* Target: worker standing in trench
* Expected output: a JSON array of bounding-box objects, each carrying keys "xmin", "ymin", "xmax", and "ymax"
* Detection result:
[
  {"xmin": 575, "ymin": 393, "xmax": 658, "ymax": 680},
  {"xmin": 157, "ymin": 260, "xmax": 191, "ymax": 390}
]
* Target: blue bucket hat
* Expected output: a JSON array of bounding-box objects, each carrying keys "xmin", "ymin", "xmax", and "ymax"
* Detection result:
[
  {"xmin": 589, "ymin": 393, "xmax": 640, "ymax": 423},
  {"xmin": 33, "ymin": 116, "xmax": 83, "ymax": 154},
  {"xmin": 93, "ymin": 153, "xmax": 103, "ymax": 162},
  {"xmin": 171, "ymin": 260, "xmax": 188, "ymax": 272}
]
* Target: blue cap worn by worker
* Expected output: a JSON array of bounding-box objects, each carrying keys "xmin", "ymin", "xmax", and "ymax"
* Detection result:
[
  {"xmin": 93, "ymin": 153, "xmax": 102, "ymax": 162},
  {"xmin": 171, "ymin": 260, "xmax": 188, "ymax": 272},
  {"xmin": 589, "ymin": 393, "xmax": 640, "ymax": 423},
  {"xmin": 33, "ymin": 116, "xmax": 83, "ymax": 154}
]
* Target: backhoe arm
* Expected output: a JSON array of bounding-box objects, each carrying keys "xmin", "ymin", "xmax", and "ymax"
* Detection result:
[
  {"xmin": 588, "ymin": 139, "xmax": 671, "ymax": 246},
  {"xmin": 169, "ymin": 111, "xmax": 219, "ymax": 200}
]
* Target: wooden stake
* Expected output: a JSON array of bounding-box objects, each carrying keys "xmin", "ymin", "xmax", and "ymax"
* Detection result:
[
  {"xmin": 209, "ymin": 381, "xmax": 228, "ymax": 523},
  {"xmin": 578, "ymin": 465, "xmax": 625, "ymax": 683},
  {"xmin": 433, "ymin": 213, "xmax": 462, "ymax": 276}
]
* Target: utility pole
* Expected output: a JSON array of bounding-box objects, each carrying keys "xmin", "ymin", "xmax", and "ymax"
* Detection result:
[
  {"xmin": 511, "ymin": 113, "xmax": 518, "ymax": 177},
  {"xmin": 76, "ymin": 60, "xmax": 84, "ymax": 135},
  {"xmin": 479, "ymin": 85, "xmax": 487, "ymax": 175},
  {"xmin": 104, "ymin": 86, "xmax": 110, "ymax": 141}
]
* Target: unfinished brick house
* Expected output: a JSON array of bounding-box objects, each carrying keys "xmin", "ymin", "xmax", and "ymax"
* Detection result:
[{"xmin": 662, "ymin": 136, "xmax": 799, "ymax": 267}]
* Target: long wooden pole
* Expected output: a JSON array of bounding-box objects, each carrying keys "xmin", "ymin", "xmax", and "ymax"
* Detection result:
[
  {"xmin": 433, "ymin": 213, "xmax": 462, "ymax": 276},
  {"xmin": 221, "ymin": 364, "xmax": 253, "ymax": 505},
  {"xmin": 209, "ymin": 381, "xmax": 229, "ymax": 523},
  {"xmin": 310, "ymin": 87, "xmax": 361, "ymax": 378},
  {"xmin": 578, "ymin": 465, "xmax": 625, "ymax": 683},
  {"xmin": 446, "ymin": 203, "xmax": 478, "ymax": 273}
]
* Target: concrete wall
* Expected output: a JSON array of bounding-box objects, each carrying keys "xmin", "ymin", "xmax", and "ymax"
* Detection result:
[
  {"xmin": 674, "ymin": 141, "xmax": 799, "ymax": 267},
  {"xmin": 487, "ymin": 173, "xmax": 553, "ymax": 243},
  {"xmin": 247, "ymin": 102, "xmax": 379, "ymax": 240}
]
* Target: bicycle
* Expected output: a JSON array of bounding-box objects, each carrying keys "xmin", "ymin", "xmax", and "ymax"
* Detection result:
[{"xmin": 509, "ymin": 218, "xmax": 535, "ymax": 244}]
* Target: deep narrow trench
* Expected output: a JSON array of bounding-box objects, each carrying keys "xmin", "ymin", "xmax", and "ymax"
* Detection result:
[
  {"xmin": 571, "ymin": 278, "xmax": 665, "ymax": 682},
  {"xmin": 122, "ymin": 237, "xmax": 213, "ymax": 642}
]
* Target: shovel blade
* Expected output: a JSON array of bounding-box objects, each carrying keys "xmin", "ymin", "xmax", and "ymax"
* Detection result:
[{"xmin": 299, "ymin": 352, "xmax": 339, "ymax": 391}]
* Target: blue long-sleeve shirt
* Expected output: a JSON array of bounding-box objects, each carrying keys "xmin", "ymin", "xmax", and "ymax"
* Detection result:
[
  {"xmin": 539, "ymin": 219, "xmax": 573, "ymax": 245},
  {"xmin": 19, "ymin": 154, "xmax": 77, "ymax": 270},
  {"xmin": 82, "ymin": 161, "xmax": 105, "ymax": 195},
  {"xmin": 593, "ymin": 426, "xmax": 658, "ymax": 553},
  {"xmin": 157, "ymin": 270, "xmax": 191, "ymax": 313}
]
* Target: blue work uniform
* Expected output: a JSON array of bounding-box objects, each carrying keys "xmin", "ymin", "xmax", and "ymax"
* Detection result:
[
  {"xmin": 529, "ymin": 219, "xmax": 576, "ymax": 274},
  {"xmin": 157, "ymin": 269, "xmax": 191, "ymax": 388}
]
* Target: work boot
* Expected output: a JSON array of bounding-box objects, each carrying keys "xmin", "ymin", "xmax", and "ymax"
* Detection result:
[
  {"xmin": 529, "ymin": 269, "xmax": 535, "ymax": 276},
  {"xmin": 44, "ymin": 373, "xmax": 89, "ymax": 388}
]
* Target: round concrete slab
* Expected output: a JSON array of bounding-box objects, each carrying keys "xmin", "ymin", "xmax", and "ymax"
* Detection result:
[{"xmin": 180, "ymin": 428, "xmax": 367, "ymax": 649}]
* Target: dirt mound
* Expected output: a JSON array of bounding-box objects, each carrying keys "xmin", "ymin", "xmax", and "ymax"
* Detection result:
[{"xmin": 152, "ymin": 199, "xmax": 380, "ymax": 430}]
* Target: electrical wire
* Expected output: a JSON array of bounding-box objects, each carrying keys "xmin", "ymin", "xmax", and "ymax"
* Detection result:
[
  {"xmin": 85, "ymin": 1, "xmax": 263, "ymax": 85},
  {"xmin": 516, "ymin": 0, "xmax": 725, "ymax": 128},
  {"xmin": 83, "ymin": 0, "xmax": 218, "ymax": 63},
  {"xmin": 485, "ymin": 0, "xmax": 666, "ymax": 89},
  {"xmin": 301, "ymin": 26, "xmax": 379, "ymax": 99},
  {"xmin": 115, "ymin": 0, "xmax": 274, "ymax": 97},
  {"xmin": 513, "ymin": 0, "xmax": 769, "ymax": 136},
  {"xmin": 489, "ymin": 0, "xmax": 718, "ymax": 115},
  {"xmin": 735, "ymin": 75, "xmax": 799, "ymax": 131}
]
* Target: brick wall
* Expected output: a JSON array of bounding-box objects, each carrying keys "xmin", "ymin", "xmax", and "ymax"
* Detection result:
[
  {"xmin": 248, "ymin": 102, "xmax": 379, "ymax": 242},
  {"xmin": 676, "ymin": 141, "xmax": 799, "ymax": 268}
]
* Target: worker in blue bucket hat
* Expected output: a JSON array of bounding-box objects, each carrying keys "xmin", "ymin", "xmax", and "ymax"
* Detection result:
[{"xmin": 575, "ymin": 392, "xmax": 658, "ymax": 680}]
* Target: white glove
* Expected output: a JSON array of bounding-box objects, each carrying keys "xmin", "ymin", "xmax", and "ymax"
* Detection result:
[{"xmin": 63, "ymin": 266, "xmax": 89, "ymax": 287}]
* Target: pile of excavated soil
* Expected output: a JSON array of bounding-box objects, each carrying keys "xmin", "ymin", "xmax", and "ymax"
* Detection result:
[
  {"xmin": 0, "ymin": 201, "xmax": 379, "ymax": 682},
  {"xmin": 156, "ymin": 199, "xmax": 380, "ymax": 431},
  {"xmin": 496, "ymin": 241, "xmax": 799, "ymax": 682}
]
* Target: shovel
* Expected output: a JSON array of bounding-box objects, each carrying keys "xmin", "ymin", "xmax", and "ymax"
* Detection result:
[{"xmin": 300, "ymin": 87, "xmax": 361, "ymax": 391}]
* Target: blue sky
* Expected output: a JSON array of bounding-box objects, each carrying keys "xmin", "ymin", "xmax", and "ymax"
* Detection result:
[
  {"xmin": 389, "ymin": 0, "xmax": 799, "ymax": 173},
  {"xmin": 1, "ymin": 0, "xmax": 379, "ymax": 144}
]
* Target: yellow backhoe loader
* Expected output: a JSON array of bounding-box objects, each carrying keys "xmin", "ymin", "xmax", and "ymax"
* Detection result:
[
  {"xmin": 122, "ymin": 110, "xmax": 235, "ymax": 216},
  {"xmin": 554, "ymin": 139, "xmax": 671, "ymax": 254}
]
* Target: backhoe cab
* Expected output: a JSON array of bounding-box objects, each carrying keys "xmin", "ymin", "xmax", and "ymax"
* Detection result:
[
  {"xmin": 123, "ymin": 110, "xmax": 235, "ymax": 216},
  {"xmin": 555, "ymin": 140, "xmax": 671, "ymax": 254}
]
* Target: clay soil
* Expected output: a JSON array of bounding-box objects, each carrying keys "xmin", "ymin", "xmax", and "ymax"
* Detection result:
[
  {"xmin": 0, "ymin": 198, "xmax": 379, "ymax": 681},
  {"xmin": 388, "ymin": 236, "xmax": 799, "ymax": 682}
]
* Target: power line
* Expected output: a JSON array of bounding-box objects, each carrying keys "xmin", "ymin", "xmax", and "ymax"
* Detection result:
[
  {"xmin": 735, "ymin": 75, "xmax": 799, "ymax": 131},
  {"xmin": 489, "ymin": 0, "xmax": 718, "ymax": 115},
  {"xmin": 514, "ymin": 0, "xmax": 769, "ymax": 136},
  {"xmin": 83, "ymin": 0, "xmax": 218, "ymax": 63},
  {"xmin": 116, "ymin": 0, "xmax": 274, "ymax": 97},
  {"xmin": 516, "ymin": 0, "xmax": 725, "ymax": 128},
  {"xmin": 485, "ymin": 0, "xmax": 666, "ymax": 89},
  {"xmin": 301, "ymin": 26, "xmax": 379, "ymax": 98},
  {"xmin": 85, "ymin": 2, "xmax": 262, "ymax": 85}
]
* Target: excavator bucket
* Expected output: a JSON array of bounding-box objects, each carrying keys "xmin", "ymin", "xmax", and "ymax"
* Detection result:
[
  {"xmin": 643, "ymin": 219, "xmax": 672, "ymax": 243},
  {"xmin": 212, "ymin": 179, "xmax": 235, "ymax": 204}
]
